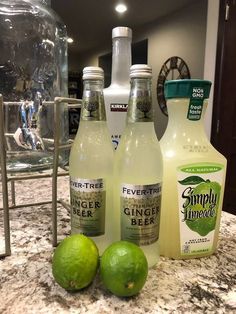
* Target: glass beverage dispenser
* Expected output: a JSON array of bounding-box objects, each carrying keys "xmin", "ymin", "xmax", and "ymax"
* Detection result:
[{"xmin": 0, "ymin": 0, "xmax": 68, "ymax": 172}]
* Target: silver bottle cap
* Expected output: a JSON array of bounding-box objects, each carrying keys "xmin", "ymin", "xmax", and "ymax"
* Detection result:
[
  {"xmin": 112, "ymin": 26, "xmax": 132, "ymax": 39},
  {"xmin": 83, "ymin": 66, "xmax": 104, "ymax": 80},
  {"xmin": 130, "ymin": 64, "xmax": 152, "ymax": 78}
]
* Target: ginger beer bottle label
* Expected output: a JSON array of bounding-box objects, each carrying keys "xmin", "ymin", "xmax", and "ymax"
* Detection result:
[
  {"xmin": 70, "ymin": 178, "xmax": 106, "ymax": 236},
  {"xmin": 81, "ymin": 91, "xmax": 106, "ymax": 121},
  {"xmin": 177, "ymin": 163, "xmax": 225, "ymax": 256},
  {"xmin": 120, "ymin": 183, "xmax": 162, "ymax": 245},
  {"xmin": 128, "ymin": 90, "xmax": 153, "ymax": 123}
]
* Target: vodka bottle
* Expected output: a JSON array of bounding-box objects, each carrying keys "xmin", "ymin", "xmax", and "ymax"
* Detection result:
[
  {"xmin": 114, "ymin": 65, "xmax": 163, "ymax": 267},
  {"xmin": 159, "ymin": 79, "xmax": 227, "ymax": 259},
  {"xmin": 103, "ymin": 26, "xmax": 132, "ymax": 149},
  {"xmin": 69, "ymin": 67, "xmax": 114, "ymax": 254}
]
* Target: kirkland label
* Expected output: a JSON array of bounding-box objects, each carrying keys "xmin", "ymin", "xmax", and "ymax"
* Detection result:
[
  {"xmin": 110, "ymin": 103, "xmax": 128, "ymax": 112},
  {"xmin": 120, "ymin": 183, "xmax": 162, "ymax": 246},
  {"xmin": 177, "ymin": 163, "xmax": 225, "ymax": 256},
  {"xmin": 107, "ymin": 103, "xmax": 128, "ymax": 149},
  {"xmin": 70, "ymin": 178, "xmax": 105, "ymax": 236}
]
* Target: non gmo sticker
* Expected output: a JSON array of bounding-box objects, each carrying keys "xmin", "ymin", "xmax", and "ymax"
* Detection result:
[{"xmin": 187, "ymin": 87, "xmax": 206, "ymax": 121}]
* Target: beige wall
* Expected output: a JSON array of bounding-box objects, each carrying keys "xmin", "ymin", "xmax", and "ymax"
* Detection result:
[
  {"xmin": 69, "ymin": 0, "xmax": 208, "ymax": 139},
  {"xmin": 137, "ymin": 0, "xmax": 207, "ymax": 138}
]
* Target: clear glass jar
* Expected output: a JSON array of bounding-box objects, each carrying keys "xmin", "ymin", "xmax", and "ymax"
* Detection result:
[{"xmin": 0, "ymin": 0, "xmax": 68, "ymax": 172}]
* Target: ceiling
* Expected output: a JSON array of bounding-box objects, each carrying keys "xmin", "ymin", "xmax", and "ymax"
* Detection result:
[{"xmin": 51, "ymin": 0, "xmax": 197, "ymax": 55}]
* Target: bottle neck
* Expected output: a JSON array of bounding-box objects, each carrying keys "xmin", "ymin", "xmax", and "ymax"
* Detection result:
[
  {"xmin": 111, "ymin": 37, "xmax": 132, "ymax": 86},
  {"xmin": 127, "ymin": 78, "xmax": 153, "ymax": 123},
  {"xmin": 81, "ymin": 79, "xmax": 106, "ymax": 122},
  {"xmin": 165, "ymin": 98, "xmax": 208, "ymax": 137}
]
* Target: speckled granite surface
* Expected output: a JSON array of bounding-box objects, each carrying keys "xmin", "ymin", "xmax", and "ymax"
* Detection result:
[{"xmin": 0, "ymin": 176, "xmax": 236, "ymax": 314}]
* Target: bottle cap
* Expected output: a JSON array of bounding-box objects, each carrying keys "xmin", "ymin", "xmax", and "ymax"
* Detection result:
[
  {"xmin": 112, "ymin": 26, "xmax": 132, "ymax": 39},
  {"xmin": 164, "ymin": 79, "xmax": 212, "ymax": 99},
  {"xmin": 82, "ymin": 66, "xmax": 104, "ymax": 80},
  {"xmin": 130, "ymin": 64, "xmax": 152, "ymax": 78}
]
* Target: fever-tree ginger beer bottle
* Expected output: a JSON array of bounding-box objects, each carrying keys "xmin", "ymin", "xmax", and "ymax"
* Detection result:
[
  {"xmin": 69, "ymin": 67, "xmax": 114, "ymax": 254},
  {"xmin": 114, "ymin": 65, "xmax": 163, "ymax": 267},
  {"xmin": 103, "ymin": 26, "xmax": 132, "ymax": 149},
  {"xmin": 159, "ymin": 79, "xmax": 227, "ymax": 259}
]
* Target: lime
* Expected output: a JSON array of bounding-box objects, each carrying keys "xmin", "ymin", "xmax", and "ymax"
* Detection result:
[
  {"xmin": 52, "ymin": 234, "xmax": 99, "ymax": 291},
  {"xmin": 184, "ymin": 181, "xmax": 221, "ymax": 236},
  {"xmin": 100, "ymin": 241, "xmax": 148, "ymax": 297}
]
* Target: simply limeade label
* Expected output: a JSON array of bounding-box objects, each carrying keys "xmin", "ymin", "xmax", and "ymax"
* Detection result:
[
  {"xmin": 70, "ymin": 178, "xmax": 105, "ymax": 236},
  {"xmin": 120, "ymin": 183, "xmax": 161, "ymax": 246},
  {"xmin": 177, "ymin": 163, "xmax": 224, "ymax": 256}
]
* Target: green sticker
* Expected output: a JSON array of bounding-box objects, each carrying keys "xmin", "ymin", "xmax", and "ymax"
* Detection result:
[
  {"xmin": 179, "ymin": 163, "xmax": 224, "ymax": 173},
  {"xmin": 187, "ymin": 87, "xmax": 208, "ymax": 121}
]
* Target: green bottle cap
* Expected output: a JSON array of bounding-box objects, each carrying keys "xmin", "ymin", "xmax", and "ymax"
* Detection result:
[{"xmin": 164, "ymin": 79, "xmax": 212, "ymax": 99}]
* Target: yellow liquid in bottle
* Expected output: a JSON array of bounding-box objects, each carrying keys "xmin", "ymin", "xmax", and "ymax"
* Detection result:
[
  {"xmin": 159, "ymin": 99, "xmax": 227, "ymax": 259},
  {"xmin": 114, "ymin": 122, "xmax": 163, "ymax": 267},
  {"xmin": 69, "ymin": 121, "xmax": 114, "ymax": 254}
]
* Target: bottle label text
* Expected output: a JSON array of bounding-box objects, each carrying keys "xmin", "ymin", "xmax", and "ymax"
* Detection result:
[
  {"xmin": 120, "ymin": 183, "xmax": 162, "ymax": 246},
  {"xmin": 70, "ymin": 178, "xmax": 106, "ymax": 236},
  {"xmin": 177, "ymin": 163, "xmax": 225, "ymax": 256}
]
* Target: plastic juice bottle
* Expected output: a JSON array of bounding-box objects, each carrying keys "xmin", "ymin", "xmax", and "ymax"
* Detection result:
[
  {"xmin": 159, "ymin": 79, "xmax": 227, "ymax": 259},
  {"xmin": 103, "ymin": 26, "xmax": 132, "ymax": 149},
  {"xmin": 114, "ymin": 64, "xmax": 163, "ymax": 268},
  {"xmin": 69, "ymin": 66, "xmax": 114, "ymax": 254}
]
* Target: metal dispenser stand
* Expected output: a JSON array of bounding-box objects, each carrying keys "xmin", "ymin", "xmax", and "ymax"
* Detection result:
[{"xmin": 0, "ymin": 95, "xmax": 81, "ymax": 258}]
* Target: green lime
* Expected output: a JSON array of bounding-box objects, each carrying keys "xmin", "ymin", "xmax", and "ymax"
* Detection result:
[
  {"xmin": 100, "ymin": 241, "xmax": 148, "ymax": 297},
  {"xmin": 52, "ymin": 234, "xmax": 99, "ymax": 291},
  {"xmin": 184, "ymin": 181, "xmax": 221, "ymax": 236}
]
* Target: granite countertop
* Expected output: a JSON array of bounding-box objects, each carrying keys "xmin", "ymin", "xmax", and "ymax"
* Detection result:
[{"xmin": 0, "ymin": 176, "xmax": 236, "ymax": 314}]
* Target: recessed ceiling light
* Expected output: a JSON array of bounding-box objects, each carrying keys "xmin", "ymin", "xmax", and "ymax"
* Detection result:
[
  {"xmin": 115, "ymin": 3, "xmax": 127, "ymax": 13},
  {"xmin": 67, "ymin": 37, "xmax": 74, "ymax": 44}
]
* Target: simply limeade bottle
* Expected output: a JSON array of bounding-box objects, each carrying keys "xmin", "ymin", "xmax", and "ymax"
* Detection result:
[
  {"xmin": 69, "ymin": 67, "xmax": 114, "ymax": 254},
  {"xmin": 159, "ymin": 79, "xmax": 227, "ymax": 259},
  {"xmin": 114, "ymin": 65, "xmax": 163, "ymax": 267}
]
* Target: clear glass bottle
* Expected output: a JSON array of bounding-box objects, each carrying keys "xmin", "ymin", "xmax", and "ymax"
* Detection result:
[
  {"xmin": 69, "ymin": 66, "xmax": 114, "ymax": 254},
  {"xmin": 159, "ymin": 79, "xmax": 227, "ymax": 259},
  {"xmin": 103, "ymin": 26, "xmax": 132, "ymax": 149},
  {"xmin": 0, "ymin": 0, "xmax": 68, "ymax": 172},
  {"xmin": 114, "ymin": 65, "xmax": 163, "ymax": 268}
]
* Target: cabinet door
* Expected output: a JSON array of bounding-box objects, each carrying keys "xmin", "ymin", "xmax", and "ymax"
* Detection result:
[{"xmin": 211, "ymin": 0, "xmax": 236, "ymax": 215}]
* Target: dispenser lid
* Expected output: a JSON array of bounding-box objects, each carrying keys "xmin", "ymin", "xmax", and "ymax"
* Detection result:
[
  {"xmin": 130, "ymin": 64, "xmax": 152, "ymax": 78},
  {"xmin": 164, "ymin": 79, "xmax": 212, "ymax": 99},
  {"xmin": 82, "ymin": 66, "xmax": 104, "ymax": 80},
  {"xmin": 112, "ymin": 26, "xmax": 132, "ymax": 38}
]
